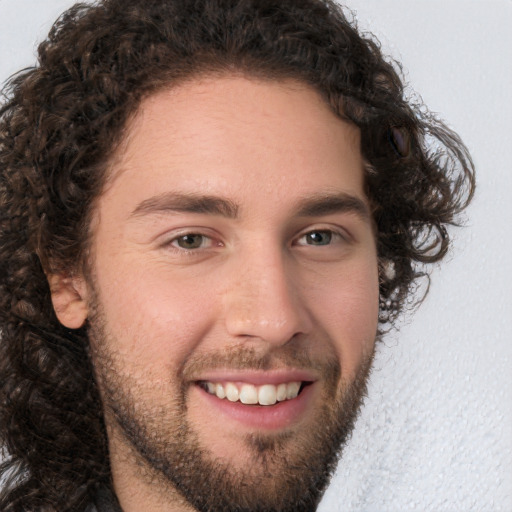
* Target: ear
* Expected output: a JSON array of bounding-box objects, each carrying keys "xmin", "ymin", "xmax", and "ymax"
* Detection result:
[{"xmin": 48, "ymin": 274, "xmax": 89, "ymax": 329}]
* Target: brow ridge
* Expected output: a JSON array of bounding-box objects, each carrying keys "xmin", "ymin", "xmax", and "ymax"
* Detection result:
[
  {"xmin": 130, "ymin": 190, "xmax": 370, "ymax": 223},
  {"xmin": 131, "ymin": 192, "xmax": 239, "ymax": 219},
  {"xmin": 295, "ymin": 192, "xmax": 370, "ymax": 222}
]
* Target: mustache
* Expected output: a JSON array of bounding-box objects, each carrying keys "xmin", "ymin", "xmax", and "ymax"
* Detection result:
[{"xmin": 180, "ymin": 344, "xmax": 340, "ymax": 380}]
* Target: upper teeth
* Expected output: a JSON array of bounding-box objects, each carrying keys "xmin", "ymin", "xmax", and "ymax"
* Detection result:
[{"xmin": 203, "ymin": 381, "xmax": 302, "ymax": 406}]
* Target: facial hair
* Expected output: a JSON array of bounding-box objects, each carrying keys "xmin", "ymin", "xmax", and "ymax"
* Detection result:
[{"xmin": 88, "ymin": 301, "xmax": 375, "ymax": 512}]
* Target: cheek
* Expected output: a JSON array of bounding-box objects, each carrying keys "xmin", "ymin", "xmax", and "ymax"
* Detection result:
[
  {"xmin": 90, "ymin": 256, "xmax": 219, "ymax": 366},
  {"xmin": 308, "ymin": 258, "xmax": 379, "ymax": 376}
]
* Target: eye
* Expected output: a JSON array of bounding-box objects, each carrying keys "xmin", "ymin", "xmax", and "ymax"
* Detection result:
[
  {"xmin": 296, "ymin": 229, "xmax": 340, "ymax": 246},
  {"xmin": 171, "ymin": 234, "xmax": 211, "ymax": 250},
  {"xmin": 303, "ymin": 230, "xmax": 332, "ymax": 246}
]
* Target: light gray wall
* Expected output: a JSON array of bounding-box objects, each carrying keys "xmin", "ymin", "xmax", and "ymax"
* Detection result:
[{"xmin": 1, "ymin": 1, "xmax": 510, "ymax": 510}]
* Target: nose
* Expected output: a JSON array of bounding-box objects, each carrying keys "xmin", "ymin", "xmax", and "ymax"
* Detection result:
[{"xmin": 223, "ymin": 247, "xmax": 312, "ymax": 346}]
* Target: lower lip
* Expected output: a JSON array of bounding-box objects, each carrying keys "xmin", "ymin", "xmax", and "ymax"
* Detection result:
[{"xmin": 194, "ymin": 383, "xmax": 315, "ymax": 430}]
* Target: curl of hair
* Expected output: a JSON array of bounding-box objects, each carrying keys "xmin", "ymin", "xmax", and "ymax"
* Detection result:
[{"xmin": 0, "ymin": 0, "xmax": 475, "ymax": 509}]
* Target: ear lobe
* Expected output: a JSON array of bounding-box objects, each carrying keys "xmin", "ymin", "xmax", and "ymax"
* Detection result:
[{"xmin": 48, "ymin": 274, "xmax": 89, "ymax": 329}]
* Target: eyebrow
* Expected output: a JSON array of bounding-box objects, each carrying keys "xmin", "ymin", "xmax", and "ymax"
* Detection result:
[
  {"xmin": 295, "ymin": 192, "xmax": 371, "ymax": 222},
  {"xmin": 130, "ymin": 192, "xmax": 239, "ymax": 219},
  {"xmin": 130, "ymin": 191, "xmax": 370, "ymax": 222}
]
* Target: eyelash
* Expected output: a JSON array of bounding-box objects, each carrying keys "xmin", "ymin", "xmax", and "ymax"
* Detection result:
[
  {"xmin": 165, "ymin": 227, "xmax": 348, "ymax": 253},
  {"xmin": 294, "ymin": 229, "xmax": 346, "ymax": 247},
  {"xmin": 168, "ymin": 232, "xmax": 221, "ymax": 252}
]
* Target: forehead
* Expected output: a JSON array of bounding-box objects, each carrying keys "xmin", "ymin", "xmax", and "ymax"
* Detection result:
[{"xmin": 102, "ymin": 75, "xmax": 365, "ymax": 218}]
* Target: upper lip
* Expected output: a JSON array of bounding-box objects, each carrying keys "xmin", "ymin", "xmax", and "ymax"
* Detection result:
[{"xmin": 194, "ymin": 369, "xmax": 317, "ymax": 386}]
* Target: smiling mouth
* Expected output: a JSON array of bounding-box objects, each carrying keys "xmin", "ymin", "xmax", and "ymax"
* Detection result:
[{"xmin": 198, "ymin": 381, "xmax": 310, "ymax": 406}]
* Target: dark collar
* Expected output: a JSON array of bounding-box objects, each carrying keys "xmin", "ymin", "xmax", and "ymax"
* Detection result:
[{"xmin": 86, "ymin": 486, "xmax": 123, "ymax": 512}]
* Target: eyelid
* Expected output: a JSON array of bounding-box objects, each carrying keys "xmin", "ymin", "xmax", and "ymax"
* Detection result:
[
  {"xmin": 161, "ymin": 227, "xmax": 223, "ymax": 252},
  {"xmin": 170, "ymin": 234, "xmax": 213, "ymax": 250},
  {"xmin": 293, "ymin": 225, "xmax": 351, "ymax": 246}
]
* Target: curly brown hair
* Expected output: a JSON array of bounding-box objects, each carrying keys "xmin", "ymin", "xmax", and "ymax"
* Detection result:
[{"xmin": 0, "ymin": 0, "xmax": 475, "ymax": 510}]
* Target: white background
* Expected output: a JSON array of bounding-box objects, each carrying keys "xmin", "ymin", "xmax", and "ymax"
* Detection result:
[{"xmin": 1, "ymin": 1, "xmax": 510, "ymax": 510}]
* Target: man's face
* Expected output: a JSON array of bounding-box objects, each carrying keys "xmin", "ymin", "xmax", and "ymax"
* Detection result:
[{"xmin": 79, "ymin": 76, "xmax": 379, "ymax": 511}]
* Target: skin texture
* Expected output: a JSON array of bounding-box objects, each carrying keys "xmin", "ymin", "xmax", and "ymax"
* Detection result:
[{"xmin": 52, "ymin": 75, "xmax": 380, "ymax": 511}]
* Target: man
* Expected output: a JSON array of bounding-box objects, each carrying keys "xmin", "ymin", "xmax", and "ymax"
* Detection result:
[{"xmin": 0, "ymin": 0, "xmax": 475, "ymax": 511}]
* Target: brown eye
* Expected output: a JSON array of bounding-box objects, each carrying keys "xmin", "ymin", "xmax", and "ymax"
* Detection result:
[{"xmin": 174, "ymin": 234, "xmax": 206, "ymax": 249}]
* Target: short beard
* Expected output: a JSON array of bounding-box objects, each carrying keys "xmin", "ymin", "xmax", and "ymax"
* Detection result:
[{"xmin": 88, "ymin": 301, "xmax": 375, "ymax": 512}]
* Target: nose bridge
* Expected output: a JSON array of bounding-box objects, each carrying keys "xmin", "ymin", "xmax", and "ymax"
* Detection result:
[{"xmin": 223, "ymin": 242, "xmax": 309, "ymax": 344}]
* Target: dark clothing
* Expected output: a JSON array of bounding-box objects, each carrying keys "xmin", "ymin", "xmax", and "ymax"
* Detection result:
[{"xmin": 85, "ymin": 487, "xmax": 123, "ymax": 512}]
